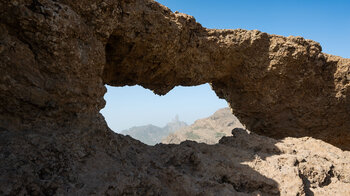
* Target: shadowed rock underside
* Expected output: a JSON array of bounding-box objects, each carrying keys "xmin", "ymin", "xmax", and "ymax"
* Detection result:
[{"xmin": 1, "ymin": 0, "xmax": 350, "ymax": 195}]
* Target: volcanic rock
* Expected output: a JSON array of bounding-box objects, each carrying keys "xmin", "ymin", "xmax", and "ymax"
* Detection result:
[{"xmin": 1, "ymin": 0, "xmax": 350, "ymax": 195}]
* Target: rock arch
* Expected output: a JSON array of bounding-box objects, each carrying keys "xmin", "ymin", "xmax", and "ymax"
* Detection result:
[
  {"xmin": 1, "ymin": 0, "xmax": 350, "ymax": 194},
  {"xmin": 102, "ymin": 0, "xmax": 350, "ymax": 149},
  {"xmin": 1, "ymin": 0, "xmax": 349, "ymax": 148}
]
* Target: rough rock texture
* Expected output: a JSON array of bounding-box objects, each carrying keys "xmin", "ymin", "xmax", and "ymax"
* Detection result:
[
  {"xmin": 1, "ymin": 0, "xmax": 350, "ymax": 195},
  {"xmin": 100, "ymin": 0, "xmax": 350, "ymax": 149},
  {"xmin": 102, "ymin": 3, "xmax": 350, "ymax": 149},
  {"xmin": 163, "ymin": 108, "xmax": 244, "ymax": 144},
  {"xmin": 2, "ymin": 126, "xmax": 350, "ymax": 195},
  {"xmin": 1, "ymin": 0, "xmax": 350, "ymax": 147}
]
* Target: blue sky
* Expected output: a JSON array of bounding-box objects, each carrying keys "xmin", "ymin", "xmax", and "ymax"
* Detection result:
[{"xmin": 101, "ymin": 0, "xmax": 350, "ymax": 132}]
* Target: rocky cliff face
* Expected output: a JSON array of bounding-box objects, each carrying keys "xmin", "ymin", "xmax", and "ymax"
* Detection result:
[
  {"xmin": 163, "ymin": 108, "xmax": 243, "ymax": 144},
  {"xmin": 1, "ymin": 0, "xmax": 350, "ymax": 195}
]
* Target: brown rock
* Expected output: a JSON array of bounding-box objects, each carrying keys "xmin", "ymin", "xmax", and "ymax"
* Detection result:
[
  {"xmin": 1, "ymin": 0, "xmax": 349, "ymax": 148},
  {"xmin": 101, "ymin": 2, "xmax": 350, "ymax": 149},
  {"xmin": 1, "ymin": 0, "xmax": 350, "ymax": 195}
]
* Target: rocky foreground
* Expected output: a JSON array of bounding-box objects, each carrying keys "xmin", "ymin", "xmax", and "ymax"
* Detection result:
[
  {"xmin": 1, "ymin": 0, "xmax": 350, "ymax": 195},
  {"xmin": 2, "ymin": 126, "xmax": 350, "ymax": 195}
]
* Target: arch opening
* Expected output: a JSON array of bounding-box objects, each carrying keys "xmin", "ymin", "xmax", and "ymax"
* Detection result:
[{"xmin": 100, "ymin": 83, "xmax": 244, "ymax": 145}]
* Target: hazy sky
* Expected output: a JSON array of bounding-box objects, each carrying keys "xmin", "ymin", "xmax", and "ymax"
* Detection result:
[{"xmin": 101, "ymin": 0, "xmax": 350, "ymax": 132}]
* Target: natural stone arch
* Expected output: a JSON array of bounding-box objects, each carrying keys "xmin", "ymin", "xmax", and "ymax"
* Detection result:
[
  {"xmin": 1, "ymin": 0, "xmax": 350, "ymax": 195},
  {"xmin": 102, "ymin": 0, "xmax": 350, "ymax": 149},
  {"xmin": 1, "ymin": 0, "xmax": 348, "ymax": 149}
]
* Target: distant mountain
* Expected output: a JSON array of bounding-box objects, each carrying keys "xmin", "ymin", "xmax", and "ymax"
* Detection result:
[
  {"xmin": 121, "ymin": 116, "xmax": 188, "ymax": 145},
  {"xmin": 162, "ymin": 108, "xmax": 244, "ymax": 144}
]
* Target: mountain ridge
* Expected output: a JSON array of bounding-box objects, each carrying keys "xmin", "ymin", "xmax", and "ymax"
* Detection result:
[
  {"xmin": 162, "ymin": 108, "xmax": 244, "ymax": 144},
  {"xmin": 121, "ymin": 116, "xmax": 188, "ymax": 145}
]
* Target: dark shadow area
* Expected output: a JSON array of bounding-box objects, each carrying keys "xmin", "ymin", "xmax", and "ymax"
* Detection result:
[
  {"xmin": 299, "ymin": 173, "xmax": 315, "ymax": 196},
  {"xmin": 2, "ymin": 0, "xmax": 349, "ymax": 195},
  {"xmin": 146, "ymin": 128, "xmax": 282, "ymax": 195}
]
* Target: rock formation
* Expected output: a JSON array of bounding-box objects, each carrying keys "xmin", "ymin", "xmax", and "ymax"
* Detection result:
[
  {"xmin": 1, "ymin": 0, "xmax": 350, "ymax": 148},
  {"xmin": 102, "ymin": 0, "xmax": 349, "ymax": 149},
  {"xmin": 163, "ymin": 108, "xmax": 244, "ymax": 144},
  {"xmin": 1, "ymin": 0, "xmax": 350, "ymax": 195}
]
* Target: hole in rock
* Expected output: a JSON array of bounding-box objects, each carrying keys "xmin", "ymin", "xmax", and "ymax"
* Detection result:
[{"xmin": 100, "ymin": 83, "xmax": 244, "ymax": 145}]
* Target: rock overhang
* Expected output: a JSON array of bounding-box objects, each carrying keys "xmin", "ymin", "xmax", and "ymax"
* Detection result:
[
  {"xmin": 100, "ymin": 0, "xmax": 350, "ymax": 149},
  {"xmin": 1, "ymin": 0, "xmax": 349, "ymax": 148},
  {"xmin": 1, "ymin": 0, "xmax": 350, "ymax": 194}
]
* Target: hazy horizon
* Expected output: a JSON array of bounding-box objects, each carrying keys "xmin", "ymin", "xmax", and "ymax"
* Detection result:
[{"xmin": 101, "ymin": 84, "xmax": 228, "ymax": 132}]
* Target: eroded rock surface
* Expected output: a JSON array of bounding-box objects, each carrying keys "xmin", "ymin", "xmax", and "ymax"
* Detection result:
[
  {"xmin": 101, "ymin": 1, "xmax": 350, "ymax": 148},
  {"xmin": 2, "ymin": 126, "xmax": 350, "ymax": 195},
  {"xmin": 1, "ymin": 0, "xmax": 350, "ymax": 195}
]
